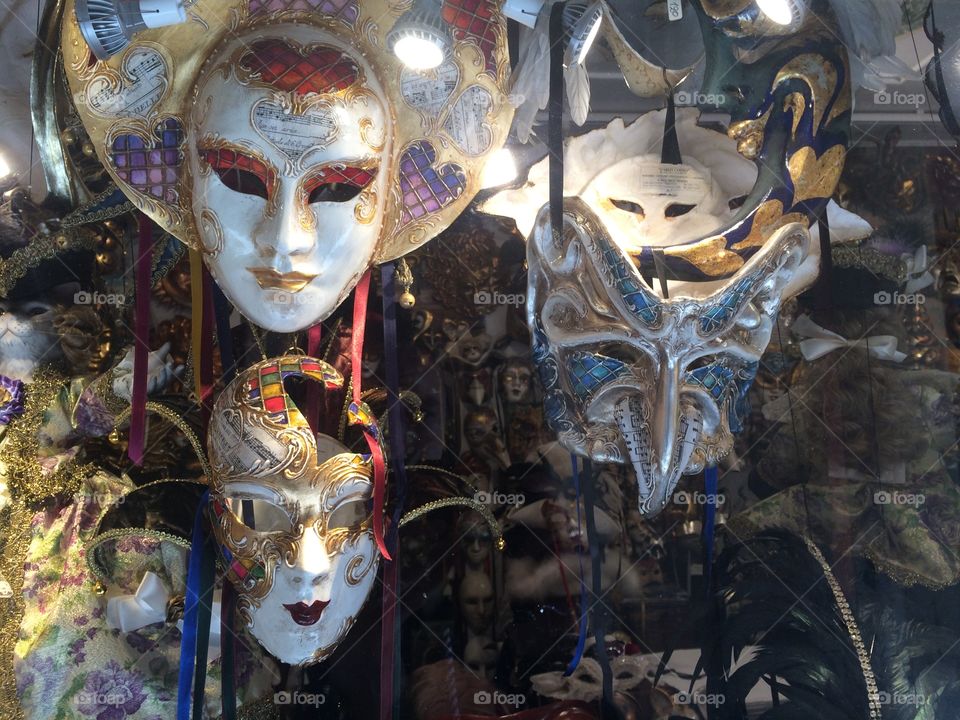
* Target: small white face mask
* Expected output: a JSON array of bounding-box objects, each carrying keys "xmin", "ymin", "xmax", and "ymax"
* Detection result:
[{"xmin": 208, "ymin": 356, "xmax": 381, "ymax": 665}]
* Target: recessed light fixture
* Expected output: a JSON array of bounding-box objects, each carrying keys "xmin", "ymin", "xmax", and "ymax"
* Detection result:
[
  {"xmin": 75, "ymin": 0, "xmax": 188, "ymax": 60},
  {"xmin": 756, "ymin": 0, "xmax": 804, "ymax": 26},
  {"xmin": 387, "ymin": 0, "xmax": 451, "ymax": 71}
]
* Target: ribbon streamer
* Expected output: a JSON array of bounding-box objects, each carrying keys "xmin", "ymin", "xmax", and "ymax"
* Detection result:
[
  {"xmin": 703, "ymin": 465, "xmax": 718, "ymax": 596},
  {"xmin": 177, "ymin": 491, "xmax": 214, "ymax": 720},
  {"xmin": 379, "ymin": 262, "xmax": 408, "ymax": 720},
  {"xmin": 351, "ymin": 271, "xmax": 391, "ymax": 560},
  {"xmin": 128, "ymin": 213, "xmax": 154, "ymax": 464},
  {"xmin": 793, "ymin": 314, "xmax": 907, "ymax": 362},
  {"xmin": 564, "ymin": 455, "xmax": 589, "ymax": 677}
]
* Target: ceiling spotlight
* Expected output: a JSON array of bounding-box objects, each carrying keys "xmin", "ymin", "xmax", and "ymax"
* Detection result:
[
  {"xmin": 388, "ymin": 0, "xmax": 451, "ymax": 71},
  {"xmin": 0, "ymin": 154, "xmax": 11, "ymax": 180},
  {"xmin": 567, "ymin": 2, "xmax": 604, "ymax": 66},
  {"xmin": 75, "ymin": 0, "xmax": 187, "ymax": 61},
  {"xmin": 756, "ymin": 0, "xmax": 805, "ymax": 26},
  {"xmin": 480, "ymin": 147, "xmax": 519, "ymax": 188}
]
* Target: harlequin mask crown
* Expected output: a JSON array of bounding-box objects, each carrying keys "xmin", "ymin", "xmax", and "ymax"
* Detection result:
[{"xmin": 61, "ymin": 0, "xmax": 513, "ymax": 331}]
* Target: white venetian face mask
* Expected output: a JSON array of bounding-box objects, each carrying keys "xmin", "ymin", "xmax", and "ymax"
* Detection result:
[
  {"xmin": 189, "ymin": 29, "xmax": 389, "ymax": 332},
  {"xmin": 208, "ymin": 356, "xmax": 380, "ymax": 665}
]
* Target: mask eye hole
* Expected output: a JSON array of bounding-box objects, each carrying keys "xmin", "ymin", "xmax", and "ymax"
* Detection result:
[
  {"xmin": 305, "ymin": 166, "xmax": 376, "ymax": 204},
  {"xmin": 665, "ymin": 203, "xmax": 697, "ymax": 218},
  {"xmin": 728, "ymin": 194, "xmax": 748, "ymax": 211},
  {"xmin": 200, "ymin": 147, "xmax": 273, "ymax": 200},
  {"xmin": 609, "ymin": 198, "xmax": 645, "ymax": 217},
  {"xmin": 327, "ymin": 498, "xmax": 369, "ymax": 531},
  {"xmin": 225, "ymin": 497, "xmax": 293, "ymax": 533}
]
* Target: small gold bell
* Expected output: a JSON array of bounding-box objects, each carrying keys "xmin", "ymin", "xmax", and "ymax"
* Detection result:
[
  {"xmin": 496, "ymin": 537, "xmax": 506, "ymax": 552},
  {"xmin": 108, "ymin": 428, "xmax": 121, "ymax": 444},
  {"xmin": 82, "ymin": 142, "xmax": 96, "ymax": 157},
  {"xmin": 399, "ymin": 291, "xmax": 416, "ymax": 309},
  {"xmin": 92, "ymin": 580, "xmax": 107, "ymax": 595}
]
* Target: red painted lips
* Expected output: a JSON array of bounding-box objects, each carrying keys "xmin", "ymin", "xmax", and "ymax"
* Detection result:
[{"xmin": 283, "ymin": 600, "xmax": 330, "ymax": 626}]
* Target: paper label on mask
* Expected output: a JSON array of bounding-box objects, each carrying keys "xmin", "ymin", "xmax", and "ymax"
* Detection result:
[
  {"xmin": 85, "ymin": 46, "xmax": 167, "ymax": 117},
  {"xmin": 667, "ymin": 0, "xmax": 683, "ymax": 21},
  {"xmin": 252, "ymin": 100, "xmax": 338, "ymax": 162},
  {"xmin": 635, "ymin": 163, "xmax": 710, "ymax": 201},
  {"xmin": 401, "ymin": 62, "xmax": 459, "ymax": 117},
  {"xmin": 442, "ymin": 85, "xmax": 494, "ymax": 156}
]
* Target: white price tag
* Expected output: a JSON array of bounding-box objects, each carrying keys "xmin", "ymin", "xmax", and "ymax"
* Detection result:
[
  {"xmin": 667, "ymin": 0, "xmax": 683, "ymax": 21},
  {"xmin": 635, "ymin": 163, "xmax": 711, "ymax": 201}
]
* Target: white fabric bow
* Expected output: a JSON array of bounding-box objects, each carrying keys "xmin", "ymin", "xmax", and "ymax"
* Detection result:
[
  {"xmin": 903, "ymin": 246, "xmax": 935, "ymax": 294},
  {"xmin": 793, "ymin": 315, "xmax": 906, "ymax": 363},
  {"xmin": 106, "ymin": 571, "xmax": 222, "ymax": 660}
]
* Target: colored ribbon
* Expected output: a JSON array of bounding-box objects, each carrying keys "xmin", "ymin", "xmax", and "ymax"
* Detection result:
[
  {"xmin": 564, "ymin": 455, "xmax": 589, "ymax": 677},
  {"xmin": 351, "ymin": 271, "xmax": 391, "ymax": 560},
  {"xmin": 212, "ymin": 284, "xmax": 237, "ymax": 384},
  {"xmin": 177, "ymin": 491, "xmax": 214, "ymax": 720},
  {"xmin": 128, "ymin": 213, "xmax": 153, "ymax": 464},
  {"xmin": 198, "ymin": 266, "xmax": 216, "ymax": 430},
  {"xmin": 188, "ymin": 249, "xmax": 204, "ymax": 405},
  {"xmin": 306, "ymin": 323, "xmax": 323, "ymax": 432},
  {"xmin": 703, "ymin": 465, "xmax": 718, "ymax": 596},
  {"xmin": 379, "ymin": 262, "xmax": 407, "ymax": 720},
  {"xmin": 580, "ymin": 458, "xmax": 615, "ymax": 716},
  {"xmin": 793, "ymin": 314, "xmax": 907, "ymax": 363}
]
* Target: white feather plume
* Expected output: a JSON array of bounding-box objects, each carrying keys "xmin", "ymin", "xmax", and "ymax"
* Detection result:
[
  {"xmin": 565, "ymin": 61, "xmax": 591, "ymax": 126},
  {"xmin": 510, "ymin": 18, "xmax": 551, "ymax": 143}
]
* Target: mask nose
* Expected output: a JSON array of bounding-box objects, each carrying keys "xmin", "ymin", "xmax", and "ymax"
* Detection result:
[
  {"xmin": 290, "ymin": 528, "xmax": 332, "ymax": 589},
  {"xmin": 253, "ymin": 181, "xmax": 317, "ymax": 264}
]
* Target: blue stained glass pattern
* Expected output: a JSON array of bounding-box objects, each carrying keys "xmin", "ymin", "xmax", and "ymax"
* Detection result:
[
  {"xmin": 700, "ymin": 276, "xmax": 756, "ymax": 335},
  {"xmin": 567, "ymin": 352, "xmax": 628, "ymax": 399}
]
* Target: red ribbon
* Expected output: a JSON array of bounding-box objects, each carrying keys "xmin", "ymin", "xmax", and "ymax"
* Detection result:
[
  {"xmin": 306, "ymin": 323, "xmax": 323, "ymax": 432},
  {"xmin": 351, "ymin": 272, "xmax": 391, "ymax": 560},
  {"xmin": 199, "ymin": 266, "xmax": 216, "ymax": 431},
  {"xmin": 128, "ymin": 214, "xmax": 153, "ymax": 465}
]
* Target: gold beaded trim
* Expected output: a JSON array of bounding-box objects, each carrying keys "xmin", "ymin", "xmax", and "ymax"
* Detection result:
[
  {"xmin": 60, "ymin": 186, "xmax": 136, "ymax": 228},
  {"xmin": 113, "ymin": 401, "xmax": 212, "ymax": 479},
  {"xmin": 399, "ymin": 497, "xmax": 505, "ymax": 551},
  {"xmin": 803, "ymin": 537, "xmax": 882, "ymax": 720}
]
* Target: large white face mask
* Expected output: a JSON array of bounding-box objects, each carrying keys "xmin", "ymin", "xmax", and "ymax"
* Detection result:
[
  {"xmin": 63, "ymin": 0, "xmax": 514, "ymax": 333},
  {"xmin": 189, "ymin": 29, "xmax": 389, "ymax": 332},
  {"xmin": 207, "ymin": 356, "xmax": 380, "ymax": 665}
]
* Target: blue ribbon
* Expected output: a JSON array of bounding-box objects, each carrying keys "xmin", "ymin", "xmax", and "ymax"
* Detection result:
[
  {"xmin": 703, "ymin": 466, "xmax": 719, "ymax": 596},
  {"xmin": 564, "ymin": 455, "xmax": 589, "ymax": 676},
  {"xmin": 178, "ymin": 491, "xmax": 212, "ymax": 720}
]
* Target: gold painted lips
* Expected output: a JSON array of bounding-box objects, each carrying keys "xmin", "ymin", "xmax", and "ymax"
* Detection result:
[{"xmin": 247, "ymin": 267, "xmax": 318, "ymax": 293}]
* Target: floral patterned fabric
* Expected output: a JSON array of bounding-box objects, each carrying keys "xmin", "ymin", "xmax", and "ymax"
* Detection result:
[{"xmin": 13, "ymin": 471, "xmax": 278, "ymax": 719}]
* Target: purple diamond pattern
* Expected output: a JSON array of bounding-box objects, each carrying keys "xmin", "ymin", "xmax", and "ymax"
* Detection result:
[
  {"xmin": 248, "ymin": 0, "xmax": 359, "ymax": 23},
  {"xmin": 399, "ymin": 140, "xmax": 466, "ymax": 227},
  {"xmin": 110, "ymin": 118, "xmax": 182, "ymax": 204}
]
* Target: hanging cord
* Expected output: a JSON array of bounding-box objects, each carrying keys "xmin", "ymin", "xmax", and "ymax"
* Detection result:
[
  {"xmin": 702, "ymin": 466, "xmax": 718, "ymax": 596},
  {"xmin": 563, "ymin": 455, "xmax": 589, "ymax": 676},
  {"xmin": 581, "ymin": 458, "xmax": 615, "ymax": 716}
]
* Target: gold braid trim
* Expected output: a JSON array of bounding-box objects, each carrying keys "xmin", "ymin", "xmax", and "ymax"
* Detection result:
[
  {"xmin": 0, "ymin": 230, "xmax": 100, "ymax": 299},
  {"xmin": 4, "ymin": 368, "xmax": 91, "ymax": 505},
  {"xmin": 113, "ymin": 401, "xmax": 212, "ymax": 479},
  {"xmin": 0, "ymin": 502, "xmax": 32, "ymax": 720}
]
